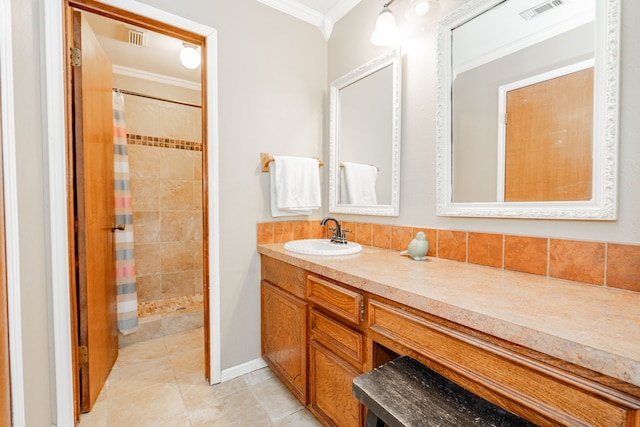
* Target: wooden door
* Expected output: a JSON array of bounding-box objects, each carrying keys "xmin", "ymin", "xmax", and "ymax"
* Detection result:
[
  {"xmin": 261, "ymin": 281, "xmax": 307, "ymax": 403},
  {"xmin": 309, "ymin": 342, "xmax": 363, "ymax": 427},
  {"xmin": 72, "ymin": 11, "xmax": 118, "ymax": 413},
  {"xmin": 504, "ymin": 67, "xmax": 594, "ymax": 202},
  {"xmin": 0, "ymin": 116, "xmax": 11, "ymax": 427}
]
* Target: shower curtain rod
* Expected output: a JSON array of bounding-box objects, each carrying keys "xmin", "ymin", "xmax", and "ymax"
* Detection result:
[{"xmin": 113, "ymin": 88, "xmax": 201, "ymax": 109}]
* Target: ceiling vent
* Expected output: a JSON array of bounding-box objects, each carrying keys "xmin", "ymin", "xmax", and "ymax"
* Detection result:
[
  {"xmin": 519, "ymin": 0, "xmax": 564, "ymax": 20},
  {"xmin": 127, "ymin": 26, "xmax": 147, "ymax": 48}
]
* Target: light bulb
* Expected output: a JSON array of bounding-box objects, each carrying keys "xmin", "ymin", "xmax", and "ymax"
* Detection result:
[
  {"xmin": 180, "ymin": 45, "xmax": 201, "ymax": 69},
  {"xmin": 413, "ymin": 0, "xmax": 430, "ymax": 16},
  {"xmin": 370, "ymin": 7, "xmax": 399, "ymax": 46}
]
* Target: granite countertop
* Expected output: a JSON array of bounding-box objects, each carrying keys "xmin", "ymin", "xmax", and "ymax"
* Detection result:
[{"xmin": 258, "ymin": 243, "xmax": 640, "ymax": 388}]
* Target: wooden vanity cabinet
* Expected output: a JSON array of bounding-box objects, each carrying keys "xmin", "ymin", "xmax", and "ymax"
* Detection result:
[
  {"xmin": 367, "ymin": 299, "xmax": 640, "ymax": 427},
  {"xmin": 260, "ymin": 257, "xmax": 308, "ymax": 404},
  {"xmin": 307, "ymin": 275, "xmax": 365, "ymax": 427},
  {"xmin": 260, "ymin": 253, "xmax": 640, "ymax": 427}
]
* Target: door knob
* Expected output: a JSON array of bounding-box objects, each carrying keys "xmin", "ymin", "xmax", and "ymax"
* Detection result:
[{"xmin": 111, "ymin": 224, "xmax": 126, "ymax": 232}]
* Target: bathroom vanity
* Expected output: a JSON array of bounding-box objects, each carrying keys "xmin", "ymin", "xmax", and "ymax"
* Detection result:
[{"xmin": 258, "ymin": 243, "xmax": 640, "ymax": 427}]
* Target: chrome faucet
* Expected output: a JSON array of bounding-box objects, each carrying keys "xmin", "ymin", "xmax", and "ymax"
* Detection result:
[{"xmin": 320, "ymin": 217, "xmax": 350, "ymax": 244}]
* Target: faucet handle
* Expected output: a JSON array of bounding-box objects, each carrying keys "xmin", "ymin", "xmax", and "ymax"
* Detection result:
[{"xmin": 334, "ymin": 228, "xmax": 350, "ymax": 244}]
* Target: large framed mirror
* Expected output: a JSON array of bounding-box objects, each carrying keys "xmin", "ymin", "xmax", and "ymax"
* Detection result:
[
  {"xmin": 329, "ymin": 48, "xmax": 402, "ymax": 216},
  {"xmin": 436, "ymin": 0, "xmax": 620, "ymax": 219}
]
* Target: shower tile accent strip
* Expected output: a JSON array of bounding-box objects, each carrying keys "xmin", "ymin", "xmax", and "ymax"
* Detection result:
[
  {"xmin": 127, "ymin": 133, "xmax": 202, "ymax": 151},
  {"xmin": 257, "ymin": 220, "xmax": 640, "ymax": 294},
  {"xmin": 138, "ymin": 294, "xmax": 204, "ymax": 318}
]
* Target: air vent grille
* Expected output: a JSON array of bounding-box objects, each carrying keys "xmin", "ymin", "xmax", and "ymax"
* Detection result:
[
  {"xmin": 519, "ymin": 0, "xmax": 564, "ymax": 20},
  {"xmin": 128, "ymin": 28, "xmax": 147, "ymax": 47}
]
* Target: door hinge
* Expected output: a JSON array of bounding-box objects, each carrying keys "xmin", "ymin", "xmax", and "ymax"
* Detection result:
[
  {"xmin": 71, "ymin": 47, "xmax": 82, "ymax": 67},
  {"xmin": 360, "ymin": 301, "xmax": 365, "ymax": 323},
  {"xmin": 78, "ymin": 345, "xmax": 88, "ymax": 365}
]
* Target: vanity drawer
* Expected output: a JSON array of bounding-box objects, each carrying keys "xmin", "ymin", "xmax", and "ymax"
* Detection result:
[
  {"xmin": 260, "ymin": 255, "xmax": 307, "ymax": 299},
  {"xmin": 310, "ymin": 308, "xmax": 364, "ymax": 366},
  {"xmin": 307, "ymin": 275, "xmax": 364, "ymax": 326},
  {"xmin": 368, "ymin": 299, "xmax": 640, "ymax": 427}
]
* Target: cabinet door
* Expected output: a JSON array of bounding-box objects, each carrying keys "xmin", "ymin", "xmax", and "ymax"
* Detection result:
[
  {"xmin": 261, "ymin": 281, "xmax": 307, "ymax": 403},
  {"xmin": 309, "ymin": 341, "xmax": 363, "ymax": 427}
]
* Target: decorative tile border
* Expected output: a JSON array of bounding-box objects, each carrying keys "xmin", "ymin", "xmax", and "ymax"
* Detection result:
[
  {"xmin": 138, "ymin": 293, "xmax": 204, "ymax": 318},
  {"xmin": 127, "ymin": 133, "xmax": 202, "ymax": 151},
  {"xmin": 257, "ymin": 220, "xmax": 640, "ymax": 294}
]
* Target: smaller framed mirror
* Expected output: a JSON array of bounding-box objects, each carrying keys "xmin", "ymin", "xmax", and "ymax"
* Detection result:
[{"xmin": 329, "ymin": 48, "xmax": 402, "ymax": 216}]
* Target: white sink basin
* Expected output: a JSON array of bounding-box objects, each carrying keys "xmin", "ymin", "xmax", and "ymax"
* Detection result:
[{"xmin": 284, "ymin": 239, "xmax": 362, "ymax": 256}]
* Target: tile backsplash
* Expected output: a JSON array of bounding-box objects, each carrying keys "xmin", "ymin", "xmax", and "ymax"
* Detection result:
[{"xmin": 257, "ymin": 220, "xmax": 640, "ymax": 294}]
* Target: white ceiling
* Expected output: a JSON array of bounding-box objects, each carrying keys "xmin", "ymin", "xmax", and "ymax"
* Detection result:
[
  {"xmin": 84, "ymin": 0, "xmax": 362, "ymax": 90},
  {"xmin": 453, "ymin": 0, "xmax": 595, "ymax": 74}
]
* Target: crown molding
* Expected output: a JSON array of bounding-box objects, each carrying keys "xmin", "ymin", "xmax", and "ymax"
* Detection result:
[
  {"xmin": 256, "ymin": 0, "xmax": 362, "ymax": 40},
  {"xmin": 325, "ymin": 0, "xmax": 361, "ymax": 24},
  {"xmin": 112, "ymin": 64, "xmax": 202, "ymax": 91},
  {"xmin": 257, "ymin": 0, "xmax": 323, "ymax": 27}
]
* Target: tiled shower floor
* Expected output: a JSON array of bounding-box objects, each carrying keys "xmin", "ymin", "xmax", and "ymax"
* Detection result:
[{"xmin": 78, "ymin": 327, "xmax": 321, "ymax": 426}]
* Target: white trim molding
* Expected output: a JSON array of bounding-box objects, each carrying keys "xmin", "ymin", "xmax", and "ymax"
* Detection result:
[
  {"xmin": 256, "ymin": 0, "xmax": 324, "ymax": 28},
  {"xmin": 220, "ymin": 357, "xmax": 268, "ymax": 383},
  {"xmin": 42, "ymin": 0, "xmax": 76, "ymax": 425},
  {"xmin": 255, "ymin": 0, "xmax": 361, "ymax": 40},
  {"xmin": 44, "ymin": 1, "xmax": 221, "ymax": 425},
  {"xmin": 112, "ymin": 64, "xmax": 202, "ymax": 91},
  {"xmin": 0, "ymin": 1, "xmax": 25, "ymax": 426}
]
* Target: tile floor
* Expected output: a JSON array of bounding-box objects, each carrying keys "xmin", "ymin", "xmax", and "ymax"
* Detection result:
[{"xmin": 78, "ymin": 327, "xmax": 322, "ymax": 426}]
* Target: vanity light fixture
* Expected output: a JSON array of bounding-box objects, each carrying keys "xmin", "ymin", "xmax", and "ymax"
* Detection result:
[
  {"xmin": 371, "ymin": 0, "xmax": 399, "ymax": 46},
  {"xmin": 179, "ymin": 42, "xmax": 201, "ymax": 69},
  {"xmin": 372, "ymin": 0, "xmax": 438, "ymax": 46}
]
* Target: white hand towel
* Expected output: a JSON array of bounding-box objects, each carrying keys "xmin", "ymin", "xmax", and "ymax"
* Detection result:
[
  {"xmin": 342, "ymin": 162, "xmax": 378, "ymax": 205},
  {"xmin": 340, "ymin": 168, "xmax": 350, "ymax": 204},
  {"xmin": 270, "ymin": 156, "xmax": 321, "ymax": 217}
]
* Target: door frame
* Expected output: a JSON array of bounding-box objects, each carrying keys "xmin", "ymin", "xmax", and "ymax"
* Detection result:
[
  {"xmin": 0, "ymin": 1, "xmax": 25, "ymax": 425},
  {"xmin": 43, "ymin": 1, "xmax": 220, "ymax": 425}
]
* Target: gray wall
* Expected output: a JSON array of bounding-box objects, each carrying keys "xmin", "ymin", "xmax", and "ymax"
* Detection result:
[{"xmin": 6, "ymin": 0, "xmax": 640, "ymax": 424}]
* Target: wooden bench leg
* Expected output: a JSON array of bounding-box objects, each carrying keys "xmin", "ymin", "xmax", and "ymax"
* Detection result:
[{"xmin": 365, "ymin": 408, "xmax": 386, "ymax": 427}]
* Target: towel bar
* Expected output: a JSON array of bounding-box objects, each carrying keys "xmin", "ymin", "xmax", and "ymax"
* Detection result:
[
  {"xmin": 340, "ymin": 162, "xmax": 379, "ymax": 172},
  {"xmin": 261, "ymin": 152, "xmax": 323, "ymax": 173}
]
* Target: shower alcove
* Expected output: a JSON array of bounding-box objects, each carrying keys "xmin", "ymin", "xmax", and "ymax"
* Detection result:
[{"xmin": 117, "ymin": 89, "xmax": 204, "ymax": 348}]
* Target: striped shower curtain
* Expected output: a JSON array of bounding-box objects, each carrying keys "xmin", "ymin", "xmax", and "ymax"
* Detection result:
[{"xmin": 113, "ymin": 90, "xmax": 139, "ymax": 335}]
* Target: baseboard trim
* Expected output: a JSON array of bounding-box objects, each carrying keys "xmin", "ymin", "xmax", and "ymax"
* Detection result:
[{"xmin": 220, "ymin": 357, "xmax": 268, "ymax": 383}]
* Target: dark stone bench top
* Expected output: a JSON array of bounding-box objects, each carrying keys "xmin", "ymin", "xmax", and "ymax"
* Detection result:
[{"xmin": 352, "ymin": 356, "xmax": 538, "ymax": 427}]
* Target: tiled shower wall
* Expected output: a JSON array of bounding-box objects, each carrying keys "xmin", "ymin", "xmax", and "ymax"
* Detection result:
[
  {"xmin": 257, "ymin": 220, "xmax": 640, "ymax": 294},
  {"xmin": 124, "ymin": 94, "xmax": 204, "ymax": 331}
]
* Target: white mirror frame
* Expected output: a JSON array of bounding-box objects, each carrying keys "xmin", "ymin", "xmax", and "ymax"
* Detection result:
[
  {"xmin": 329, "ymin": 48, "xmax": 402, "ymax": 216},
  {"xmin": 436, "ymin": 0, "xmax": 620, "ymax": 220}
]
